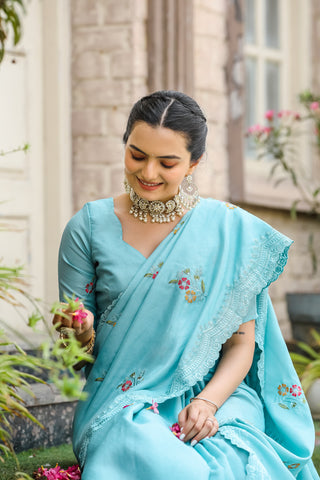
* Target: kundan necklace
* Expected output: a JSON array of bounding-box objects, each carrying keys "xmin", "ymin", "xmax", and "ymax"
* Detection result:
[{"xmin": 124, "ymin": 176, "xmax": 199, "ymax": 223}]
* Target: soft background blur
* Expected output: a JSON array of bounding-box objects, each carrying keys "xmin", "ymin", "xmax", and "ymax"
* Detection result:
[{"xmin": 0, "ymin": 0, "xmax": 319, "ymax": 342}]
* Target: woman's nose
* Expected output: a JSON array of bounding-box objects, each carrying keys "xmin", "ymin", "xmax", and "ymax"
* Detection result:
[{"xmin": 141, "ymin": 159, "xmax": 158, "ymax": 180}]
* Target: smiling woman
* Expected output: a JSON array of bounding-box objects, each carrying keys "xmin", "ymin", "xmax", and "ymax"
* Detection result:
[{"xmin": 54, "ymin": 91, "xmax": 319, "ymax": 479}]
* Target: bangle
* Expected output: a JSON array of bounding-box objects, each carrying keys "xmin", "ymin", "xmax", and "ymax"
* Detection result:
[
  {"xmin": 190, "ymin": 396, "xmax": 219, "ymax": 412},
  {"xmin": 83, "ymin": 329, "xmax": 95, "ymax": 354}
]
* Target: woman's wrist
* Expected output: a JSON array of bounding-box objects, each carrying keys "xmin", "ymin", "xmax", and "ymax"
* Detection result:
[{"xmin": 190, "ymin": 396, "xmax": 219, "ymax": 415}]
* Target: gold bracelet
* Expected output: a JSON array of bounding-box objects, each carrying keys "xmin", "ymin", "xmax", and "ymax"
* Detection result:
[
  {"xmin": 59, "ymin": 327, "xmax": 74, "ymax": 348},
  {"xmin": 83, "ymin": 329, "xmax": 95, "ymax": 354},
  {"xmin": 190, "ymin": 396, "xmax": 219, "ymax": 412}
]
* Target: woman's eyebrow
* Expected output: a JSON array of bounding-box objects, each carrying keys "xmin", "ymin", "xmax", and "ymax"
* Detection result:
[{"xmin": 129, "ymin": 144, "xmax": 181, "ymax": 160}]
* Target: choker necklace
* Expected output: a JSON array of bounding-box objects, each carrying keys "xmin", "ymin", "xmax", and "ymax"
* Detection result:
[{"xmin": 124, "ymin": 177, "xmax": 199, "ymax": 223}]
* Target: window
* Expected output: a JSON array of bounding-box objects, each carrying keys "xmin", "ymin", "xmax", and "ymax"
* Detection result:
[{"xmin": 231, "ymin": 0, "xmax": 312, "ymax": 208}]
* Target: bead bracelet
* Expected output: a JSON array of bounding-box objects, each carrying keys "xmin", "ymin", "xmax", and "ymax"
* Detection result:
[{"xmin": 190, "ymin": 396, "xmax": 219, "ymax": 412}]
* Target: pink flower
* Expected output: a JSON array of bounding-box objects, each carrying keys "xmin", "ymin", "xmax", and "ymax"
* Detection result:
[
  {"xmin": 34, "ymin": 464, "xmax": 81, "ymax": 480},
  {"xmin": 170, "ymin": 422, "xmax": 182, "ymax": 439},
  {"xmin": 290, "ymin": 385, "xmax": 302, "ymax": 397},
  {"xmin": 72, "ymin": 309, "xmax": 88, "ymax": 324},
  {"xmin": 146, "ymin": 399, "xmax": 159, "ymax": 414},
  {"xmin": 310, "ymin": 101, "xmax": 319, "ymax": 111},
  {"xmin": 178, "ymin": 278, "xmax": 190, "ymax": 290},
  {"xmin": 121, "ymin": 380, "xmax": 132, "ymax": 391},
  {"xmin": 263, "ymin": 127, "xmax": 273, "ymax": 135},
  {"xmin": 66, "ymin": 465, "xmax": 81, "ymax": 480},
  {"xmin": 265, "ymin": 110, "xmax": 274, "ymax": 121}
]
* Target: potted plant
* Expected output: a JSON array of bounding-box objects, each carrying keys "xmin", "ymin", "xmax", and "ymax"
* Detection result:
[
  {"xmin": 246, "ymin": 90, "xmax": 320, "ymax": 343},
  {"xmin": 290, "ymin": 329, "xmax": 320, "ymax": 418}
]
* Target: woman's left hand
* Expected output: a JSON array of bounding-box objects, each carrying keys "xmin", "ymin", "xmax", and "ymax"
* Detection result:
[{"xmin": 178, "ymin": 400, "xmax": 219, "ymax": 446}]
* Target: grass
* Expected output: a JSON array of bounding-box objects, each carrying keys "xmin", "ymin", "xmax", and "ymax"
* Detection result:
[
  {"xmin": 0, "ymin": 444, "xmax": 77, "ymax": 480},
  {"xmin": 0, "ymin": 431, "xmax": 319, "ymax": 479}
]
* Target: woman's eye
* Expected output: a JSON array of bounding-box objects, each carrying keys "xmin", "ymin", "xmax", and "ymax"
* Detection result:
[
  {"xmin": 161, "ymin": 163, "xmax": 175, "ymax": 169},
  {"xmin": 131, "ymin": 154, "xmax": 145, "ymax": 161}
]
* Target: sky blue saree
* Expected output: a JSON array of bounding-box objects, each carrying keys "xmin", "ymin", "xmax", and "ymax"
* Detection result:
[{"xmin": 59, "ymin": 198, "xmax": 319, "ymax": 479}]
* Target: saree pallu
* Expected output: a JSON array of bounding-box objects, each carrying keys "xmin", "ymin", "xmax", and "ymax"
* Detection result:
[{"xmin": 59, "ymin": 198, "xmax": 319, "ymax": 479}]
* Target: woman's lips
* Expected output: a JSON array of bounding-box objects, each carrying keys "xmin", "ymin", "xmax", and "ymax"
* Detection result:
[{"xmin": 137, "ymin": 177, "xmax": 163, "ymax": 191}]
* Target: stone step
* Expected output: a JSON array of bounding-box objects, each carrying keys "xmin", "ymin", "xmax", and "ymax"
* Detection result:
[{"xmin": 9, "ymin": 383, "xmax": 80, "ymax": 453}]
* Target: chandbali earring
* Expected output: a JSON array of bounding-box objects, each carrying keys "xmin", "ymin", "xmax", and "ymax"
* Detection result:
[{"xmin": 179, "ymin": 174, "xmax": 200, "ymax": 210}]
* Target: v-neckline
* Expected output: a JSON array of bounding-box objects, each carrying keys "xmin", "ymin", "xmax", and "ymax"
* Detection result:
[{"xmin": 111, "ymin": 198, "xmax": 193, "ymax": 260}]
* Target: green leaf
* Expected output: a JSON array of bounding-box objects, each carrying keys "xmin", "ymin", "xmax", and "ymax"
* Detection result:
[
  {"xmin": 201, "ymin": 280, "xmax": 205, "ymax": 293},
  {"xmin": 169, "ymin": 279, "xmax": 178, "ymax": 284},
  {"xmin": 278, "ymin": 403, "xmax": 289, "ymax": 409}
]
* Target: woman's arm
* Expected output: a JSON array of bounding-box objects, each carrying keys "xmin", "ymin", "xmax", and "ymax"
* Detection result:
[{"xmin": 178, "ymin": 319, "xmax": 255, "ymax": 445}]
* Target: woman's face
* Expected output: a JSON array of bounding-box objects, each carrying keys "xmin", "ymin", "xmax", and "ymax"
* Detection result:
[{"xmin": 124, "ymin": 122, "xmax": 198, "ymax": 202}]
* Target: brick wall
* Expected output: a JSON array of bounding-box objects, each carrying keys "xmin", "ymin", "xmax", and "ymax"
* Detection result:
[
  {"xmin": 193, "ymin": 0, "xmax": 229, "ymax": 201},
  {"xmin": 71, "ymin": 0, "xmax": 148, "ymax": 211}
]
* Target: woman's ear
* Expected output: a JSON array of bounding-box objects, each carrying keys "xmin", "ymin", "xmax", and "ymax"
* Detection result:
[{"xmin": 187, "ymin": 154, "xmax": 203, "ymax": 175}]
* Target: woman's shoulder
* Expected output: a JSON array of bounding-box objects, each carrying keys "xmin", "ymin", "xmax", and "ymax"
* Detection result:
[{"xmin": 198, "ymin": 197, "xmax": 289, "ymax": 240}]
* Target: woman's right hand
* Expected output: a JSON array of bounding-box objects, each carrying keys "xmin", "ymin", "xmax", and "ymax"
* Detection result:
[{"xmin": 52, "ymin": 304, "xmax": 94, "ymax": 346}]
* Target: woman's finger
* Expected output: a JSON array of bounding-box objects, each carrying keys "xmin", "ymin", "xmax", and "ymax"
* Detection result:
[
  {"xmin": 183, "ymin": 414, "xmax": 207, "ymax": 443},
  {"xmin": 190, "ymin": 416, "xmax": 219, "ymax": 446}
]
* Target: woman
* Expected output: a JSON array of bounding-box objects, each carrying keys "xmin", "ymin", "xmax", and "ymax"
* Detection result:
[{"xmin": 54, "ymin": 91, "xmax": 319, "ymax": 479}]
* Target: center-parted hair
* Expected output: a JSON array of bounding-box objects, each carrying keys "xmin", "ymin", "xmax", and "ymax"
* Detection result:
[{"xmin": 123, "ymin": 90, "xmax": 208, "ymax": 164}]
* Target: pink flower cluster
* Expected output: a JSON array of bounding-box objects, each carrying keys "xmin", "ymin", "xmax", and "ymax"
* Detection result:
[
  {"xmin": 33, "ymin": 464, "xmax": 81, "ymax": 480},
  {"xmin": 246, "ymin": 124, "xmax": 273, "ymax": 137},
  {"xmin": 310, "ymin": 101, "xmax": 319, "ymax": 111},
  {"xmin": 170, "ymin": 422, "xmax": 182, "ymax": 439}
]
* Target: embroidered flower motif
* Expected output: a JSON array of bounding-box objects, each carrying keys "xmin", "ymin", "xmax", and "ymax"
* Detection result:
[
  {"xmin": 145, "ymin": 262, "xmax": 164, "ymax": 279},
  {"xmin": 123, "ymin": 403, "xmax": 134, "ymax": 409},
  {"xmin": 185, "ymin": 290, "xmax": 197, "ymax": 303},
  {"xmin": 85, "ymin": 275, "xmax": 96, "ymax": 294},
  {"xmin": 121, "ymin": 380, "xmax": 132, "ymax": 391},
  {"xmin": 170, "ymin": 423, "xmax": 182, "ymax": 439},
  {"xmin": 178, "ymin": 278, "xmax": 190, "ymax": 290},
  {"xmin": 169, "ymin": 268, "xmax": 206, "ymax": 303},
  {"xmin": 146, "ymin": 399, "xmax": 159, "ymax": 414},
  {"xmin": 85, "ymin": 281, "xmax": 94, "ymax": 294},
  {"xmin": 287, "ymin": 463, "xmax": 301, "ymax": 470},
  {"xmin": 278, "ymin": 384, "xmax": 289, "ymax": 396},
  {"xmin": 173, "ymin": 220, "xmax": 185, "ymax": 235},
  {"xmin": 225, "ymin": 202, "xmax": 238, "ymax": 210},
  {"xmin": 117, "ymin": 370, "xmax": 145, "ymax": 392},
  {"xmin": 290, "ymin": 385, "xmax": 302, "ymax": 397},
  {"xmin": 277, "ymin": 382, "xmax": 305, "ymax": 409}
]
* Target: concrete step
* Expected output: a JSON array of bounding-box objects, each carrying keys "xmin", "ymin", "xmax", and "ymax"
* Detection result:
[{"xmin": 9, "ymin": 383, "xmax": 79, "ymax": 453}]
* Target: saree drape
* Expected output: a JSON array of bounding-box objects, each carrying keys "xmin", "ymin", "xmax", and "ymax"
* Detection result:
[{"xmin": 59, "ymin": 198, "xmax": 319, "ymax": 479}]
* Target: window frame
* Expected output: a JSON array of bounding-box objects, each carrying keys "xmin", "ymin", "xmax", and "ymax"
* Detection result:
[{"xmin": 229, "ymin": 0, "xmax": 312, "ymax": 210}]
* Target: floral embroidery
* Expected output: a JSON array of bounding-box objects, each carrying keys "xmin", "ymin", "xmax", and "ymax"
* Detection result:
[
  {"xmin": 278, "ymin": 384, "xmax": 289, "ymax": 397},
  {"xmin": 287, "ymin": 463, "xmax": 301, "ymax": 470},
  {"xmin": 170, "ymin": 423, "xmax": 182, "ymax": 439},
  {"xmin": 145, "ymin": 262, "xmax": 164, "ymax": 279},
  {"xmin": 185, "ymin": 290, "xmax": 197, "ymax": 303},
  {"xmin": 117, "ymin": 370, "xmax": 145, "ymax": 392},
  {"xmin": 277, "ymin": 383, "xmax": 306, "ymax": 409},
  {"xmin": 85, "ymin": 275, "xmax": 96, "ymax": 294},
  {"xmin": 146, "ymin": 399, "xmax": 159, "ymax": 414},
  {"xmin": 169, "ymin": 268, "xmax": 206, "ymax": 303},
  {"xmin": 173, "ymin": 220, "xmax": 185, "ymax": 235},
  {"xmin": 100, "ymin": 313, "xmax": 120, "ymax": 328},
  {"xmin": 224, "ymin": 202, "xmax": 238, "ymax": 210},
  {"xmin": 290, "ymin": 385, "xmax": 302, "ymax": 397}
]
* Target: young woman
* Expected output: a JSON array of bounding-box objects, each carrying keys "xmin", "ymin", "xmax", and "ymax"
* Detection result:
[{"xmin": 54, "ymin": 91, "xmax": 318, "ymax": 479}]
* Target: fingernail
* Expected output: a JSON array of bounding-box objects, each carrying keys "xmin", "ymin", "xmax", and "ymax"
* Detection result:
[
  {"xmin": 180, "ymin": 433, "xmax": 185, "ymax": 440},
  {"xmin": 190, "ymin": 439, "xmax": 198, "ymax": 447},
  {"xmin": 180, "ymin": 427, "xmax": 184, "ymax": 432}
]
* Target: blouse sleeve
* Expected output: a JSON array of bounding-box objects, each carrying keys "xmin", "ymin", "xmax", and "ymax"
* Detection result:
[{"xmin": 58, "ymin": 203, "xmax": 97, "ymax": 317}]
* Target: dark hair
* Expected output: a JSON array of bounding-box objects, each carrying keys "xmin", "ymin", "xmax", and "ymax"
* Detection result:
[{"xmin": 123, "ymin": 90, "xmax": 207, "ymax": 163}]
